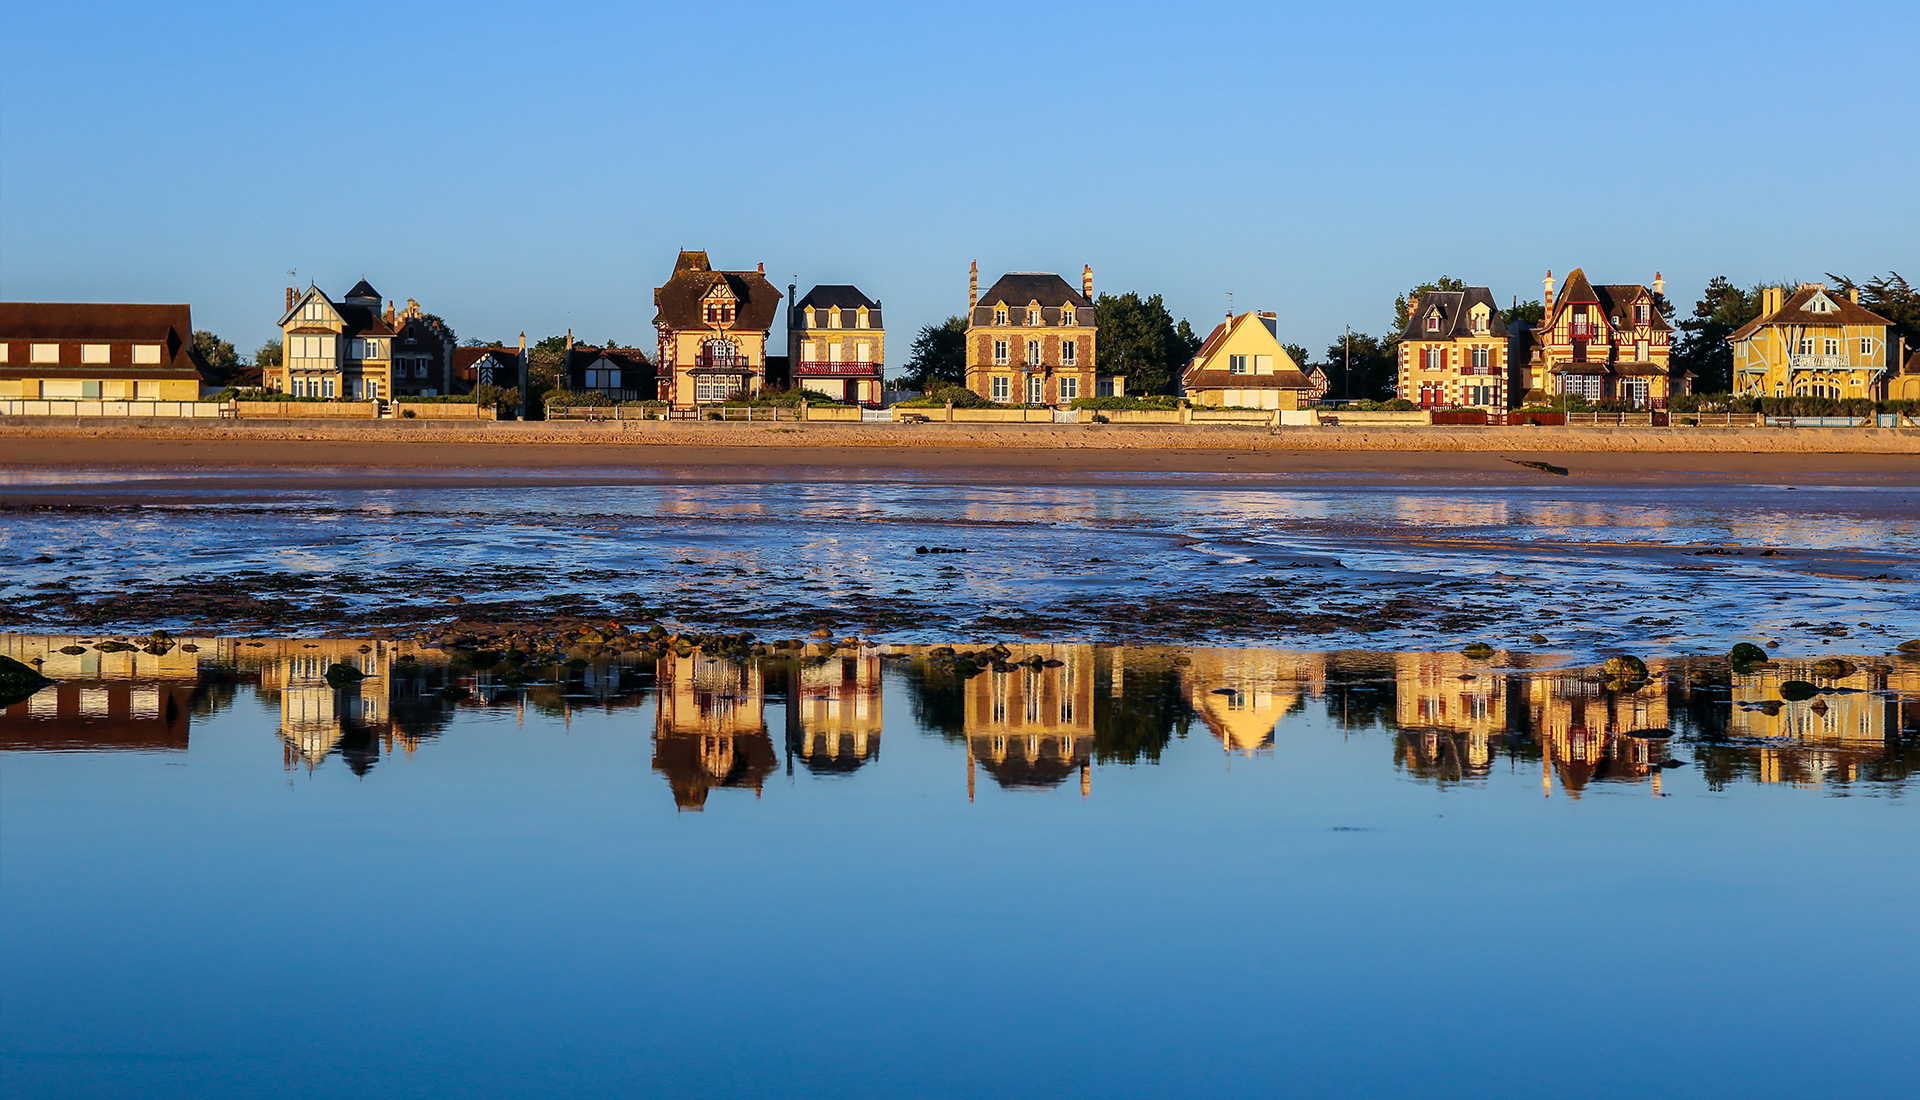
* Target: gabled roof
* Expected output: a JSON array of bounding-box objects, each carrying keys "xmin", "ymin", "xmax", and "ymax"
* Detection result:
[
  {"xmin": 1547, "ymin": 268, "xmax": 1670, "ymax": 333},
  {"xmin": 653, "ymin": 252, "xmax": 782, "ymax": 332},
  {"xmin": 453, "ymin": 346, "xmax": 520, "ymax": 370},
  {"xmin": 979, "ymin": 272, "xmax": 1090, "ymax": 309},
  {"xmin": 1398, "ymin": 287, "xmax": 1509, "ymax": 342},
  {"xmin": 564, "ymin": 346, "xmax": 653, "ymax": 372},
  {"xmin": 344, "ymin": 278, "xmax": 381, "ymax": 301},
  {"xmin": 795, "ymin": 284, "xmax": 882, "ymax": 326},
  {"xmin": 0, "ymin": 302, "xmax": 207, "ymax": 378},
  {"xmin": 1183, "ymin": 367, "xmax": 1316, "ymax": 391},
  {"xmin": 1727, "ymin": 285, "xmax": 1894, "ymax": 342},
  {"xmin": 1183, "ymin": 312, "xmax": 1303, "ymax": 382}
]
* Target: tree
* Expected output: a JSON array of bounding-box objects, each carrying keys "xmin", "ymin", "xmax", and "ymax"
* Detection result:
[
  {"xmin": 254, "ymin": 338, "xmax": 283, "ymax": 369},
  {"xmin": 523, "ymin": 334, "xmax": 571, "ymax": 418},
  {"xmin": 901, "ymin": 316, "xmax": 967, "ymax": 390},
  {"xmin": 1827, "ymin": 271, "xmax": 1919, "ymax": 350},
  {"xmin": 1323, "ymin": 332, "xmax": 1395, "ymax": 400},
  {"xmin": 1094, "ymin": 292, "xmax": 1200, "ymax": 396},
  {"xmin": 1672, "ymin": 276, "xmax": 1761, "ymax": 393},
  {"xmin": 1392, "ymin": 276, "xmax": 1466, "ymax": 335},
  {"xmin": 1502, "ymin": 299, "xmax": 1544, "ymax": 327},
  {"xmin": 192, "ymin": 330, "xmax": 240, "ymax": 384},
  {"xmin": 420, "ymin": 312, "xmax": 457, "ymax": 348},
  {"xmin": 1282, "ymin": 343, "xmax": 1312, "ymax": 370}
]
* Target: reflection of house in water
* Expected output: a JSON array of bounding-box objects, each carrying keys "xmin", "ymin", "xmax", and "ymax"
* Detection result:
[
  {"xmin": 1523, "ymin": 670, "xmax": 1670, "ymax": 797},
  {"xmin": 1181, "ymin": 649, "xmax": 1322, "ymax": 757},
  {"xmin": 1717, "ymin": 660, "xmax": 1903, "ymax": 788},
  {"xmin": 256, "ymin": 641, "xmax": 401, "ymax": 774},
  {"xmin": 787, "ymin": 651, "xmax": 882, "ymax": 775},
  {"xmin": 1393, "ymin": 652, "xmax": 1511, "ymax": 782},
  {"xmin": 652, "ymin": 652, "xmax": 777, "ymax": 810},
  {"xmin": 964, "ymin": 645, "xmax": 1096, "ymax": 796},
  {"xmin": 0, "ymin": 634, "xmax": 210, "ymax": 751}
]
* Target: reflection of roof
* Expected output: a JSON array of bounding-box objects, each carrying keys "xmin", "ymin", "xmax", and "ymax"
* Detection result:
[
  {"xmin": 652, "ymin": 731, "xmax": 778, "ymax": 810},
  {"xmin": 969, "ymin": 733, "xmax": 1088, "ymax": 788}
]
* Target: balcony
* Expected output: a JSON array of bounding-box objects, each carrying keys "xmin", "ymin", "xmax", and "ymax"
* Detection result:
[
  {"xmin": 795, "ymin": 359, "xmax": 882, "ymax": 377},
  {"xmin": 1788, "ymin": 354, "xmax": 1854, "ymax": 371},
  {"xmin": 694, "ymin": 354, "xmax": 751, "ymax": 372},
  {"xmin": 1566, "ymin": 322, "xmax": 1599, "ymax": 340}
]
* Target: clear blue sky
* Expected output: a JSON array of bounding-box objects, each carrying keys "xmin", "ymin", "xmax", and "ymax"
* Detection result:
[{"xmin": 3, "ymin": 0, "xmax": 1915, "ymax": 360}]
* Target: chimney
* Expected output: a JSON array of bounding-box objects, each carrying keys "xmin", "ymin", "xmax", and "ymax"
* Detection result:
[
  {"xmin": 968, "ymin": 260, "xmax": 978, "ymax": 310},
  {"xmin": 565, "ymin": 329, "xmax": 573, "ymax": 350},
  {"xmin": 1543, "ymin": 271, "xmax": 1555, "ymax": 315},
  {"xmin": 1653, "ymin": 272, "xmax": 1664, "ymax": 298},
  {"xmin": 285, "ymin": 287, "xmax": 295, "ymax": 312},
  {"xmin": 1082, "ymin": 264, "xmax": 1093, "ymax": 301},
  {"xmin": 757, "ymin": 262, "xmax": 764, "ymax": 273},
  {"xmin": 1850, "ymin": 287, "xmax": 1860, "ymax": 304},
  {"xmin": 518, "ymin": 331, "xmax": 526, "ymax": 353},
  {"xmin": 383, "ymin": 300, "xmax": 395, "ymax": 327}
]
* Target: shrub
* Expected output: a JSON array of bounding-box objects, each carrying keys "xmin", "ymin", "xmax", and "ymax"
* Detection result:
[
  {"xmin": 394, "ymin": 394, "xmax": 478, "ymax": 404},
  {"xmin": 897, "ymin": 381, "xmax": 995, "ymax": 408},
  {"xmin": 544, "ymin": 390, "xmax": 614, "ymax": 408},
  {"xmin": 1070, "ymin": 395, "xmax": 1182, "ymax": 411}
]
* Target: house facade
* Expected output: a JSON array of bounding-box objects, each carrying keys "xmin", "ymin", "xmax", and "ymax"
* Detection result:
[
  {"xmin": 453, "ymin": 339, "xmax": 526, "ymax": 395},
  {"xmin": 653, "ymin": 251, "xmax": 781, "ymax": 409},
  {"xmin": 1181, "ymin": 311, "xmax": 1316, "ymax": 409},
  {"xmin": 1520, "ymin": 269, "xmax": 1681, "ymax": 408},
  {"xmin": 562, "ymin": 340, "xmax": 656, "ymax": 402},
  {"xmin": 0, "ymin": 302, "xmax": 207, "ymax": 400},
  {"xmin": 1727, "ymin": 284, "xmax": 1896, "ymax": 399},
  {"xmin": 964, "ymin": 262, "xmax": 1098, "ymax": 406},
  {"xmin": 1395, "ymin": 287, "xmax": 1512, "ymax": 410},
  {"xmin": 272, "ymin": 280, "xmax": 397, "ymax": 400},
  {"xmin": 390, "ymin": 299, "xmax": 454, "ymax": 396},
  {"xmin": 787, "ymin": 284, "xmax": 884, "ymax": 405}
]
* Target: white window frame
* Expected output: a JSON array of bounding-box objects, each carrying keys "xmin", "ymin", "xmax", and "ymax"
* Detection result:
[
  {"xmin": 1061, "ymin": 339, "xmax": 1076, "ymax": 365},
  {"xmin": 1471, "ymin": 346, "xmax": 1490, "ymax": 370},
  {"xmin": 994, "ymin": 308, "xmax": 1007, "ymax": 326},
  {"xmin": 1060, "ymin": 376, "xmax": 1078, "ymax": 401},
  {"xmin": 1062, "ymin": 308, "xmax": 1075, "ymax": 327},
  {"xmin": 133, "ymin": 344, "xmax": 161, "ymax": 364},
  {"xmin": 31, "ymin": 343, "xmax": 59, "ymax": 363},
  {"xmin": 1027, "ymin": 375, "xmax": 1043, "ymax": 404},
  {"xmin": 1824, "ymin": 337, "xmax": 1839, "ymax": 356},
  {"xmin": 1027, "ymin": 308, "xmax": 1041, "ymax": 326},
  {"xmin": 1229, "ymin": 354, "xmax": 1248, "ymax": 375},
  {"xmin": 82, "ymin": 344, "xmax": 110, "ymax": 364},
  {"xmin": 1860, "ymin": 337, "xmax": 1874, "ymax": 357},
  {"xmin": 991, "ymin": 376, "xmax": 1010, "ymax": 402},
  {"xmin": 856, "ymin": 310, "xmax": 869, "ymax": 330},
  {"xmin": 323, "ymin": 377, "xmax": 337, "ymax": 398},
  {"xmin": 856, "ymin": 342, "xmax": 871, "ymax": 363},
  {"xmin": 1025, "ymin": 340, "xmax": 1041, "ymax": 366},
  {"xmin": 993, "ymin": 340, "xmax": 1008, "ymax": 365}
]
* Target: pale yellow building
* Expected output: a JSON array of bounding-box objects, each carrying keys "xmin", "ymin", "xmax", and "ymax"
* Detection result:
[
  {"xmin": 1181, "ymin": 311, "xmax": 1316, "ymax": 410},
  {"xmin": 964, "ymin": 263, "xmax": 1101, "ymax": 406},
  {"xmin": 1728, "ymin": 283, "xmax": 1896, "ymax": 399},
  {"xmin": 787, "ymin": 285, "xmax": 885, "ymax": 405},
  {"xmin": 273, "ymin": 280, "xmax": 397, "ymax": 400},
  {"xmin": 653, "ymin": 251, "xmax": 782, "ymax": 409},
  {"xmin": 0, "ymin": 303, "xmax": 207, "ymax": 400}
]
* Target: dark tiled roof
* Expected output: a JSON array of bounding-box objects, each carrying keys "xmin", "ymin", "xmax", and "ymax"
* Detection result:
[
  {"xmin": 1398, "ymin": 287, "xmax": 1510, "ymax": 342},
  {"xmin": 1184, "ymin": 368, "xmax": 1316, "ymax": 390},
  {"xmin": 344, "ymin": 278, "xmax": 381, "ymax": 301},
  {"xmin": 1548, "ymin": 268, "xmax": 1671, "ymax": 334},
  {"xmin": 977, "ymin": 272, "xmax": 1090, "ymax": 310},
  {"xmin": 795, "ymin": 284, "xmax": 882, "ymax": 326},
  {"xmin": 336, "ymin": 304, "xmax": 394, "ymax": 338},
  {"xmin": 453, "ymin": 346, "xmax": 520, "ymax": 371},
  {"xmin": 0, "ymin": 302, "xmax": 205, "ymax": 378},
  {"xmin": 653, "ymin": 253, "xmax": 782, "ymax": 332},
  {"xmin": 565, "ymin": 346, "xmax": 653, "ymax": 372},
  {"xmin": 1726, "ymin": 285, "xmax": 1895, "ymax": 342}
]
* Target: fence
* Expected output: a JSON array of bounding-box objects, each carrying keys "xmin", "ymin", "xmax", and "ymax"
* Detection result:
[
  {"xmin": 233, "ymin": 401, "xmax": 379, "ymax": 419},
  {"xmin": 547, "ymin": 406, "xmax": 666, "ymax": 421},
  {"xmin": 0, "ymin": 399, "xmax": 231, "ymax": 418}
]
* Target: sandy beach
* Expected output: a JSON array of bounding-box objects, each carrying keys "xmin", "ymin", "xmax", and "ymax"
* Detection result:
[{"xmin": 1, "ymin": 420, "xmax": 1917, "ymax": 488}]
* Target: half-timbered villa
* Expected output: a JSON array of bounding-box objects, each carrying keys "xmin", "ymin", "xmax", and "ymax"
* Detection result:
[
  {"xmin": 652, "ymin": 251, "xmax": 781, "ymax": 410},
  {"xmin": 1395, "ymin": 287, "xmax": 1512, "ymax": 410},
  {"xmin": 453, "ymin": 339, "xmax": 526, "ymax": 395},
  {"xmin": 1727, "ymin": 284, "xmax": 1897, "ymax": 400},
  {"xmin": 562, "ymin": 338, "xmax": 656, "ymax": 402},
  {"xmin": 964, "ymin": 262, "xmax": 1098, "ymax": 406},
  {"xmin": 0, "ymin": 302, "xmax": 208, "ymax": 401},
  {"xmin": 1181, "ymin": 311, "xmax": 1317, "ymax": 409},
  {"xmin": 273, "ymin": 280, "xmax": 397, "ymax": 400},
  {"xmin": 786, "ymin": 284, "xmax": 885, "ymax": 405},
  {"xmin": 1519, "ymin": 269, "xmax": 1682, "ymax": 408}
]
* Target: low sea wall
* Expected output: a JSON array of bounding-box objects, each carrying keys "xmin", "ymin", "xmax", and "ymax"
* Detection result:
[
  {"xmin": 233, "ymin": 401, "xmax": 380, "ymax": 419},
  {"xmin": 394, "ymin": 402, "xmax": 497, "ymax": 421}
]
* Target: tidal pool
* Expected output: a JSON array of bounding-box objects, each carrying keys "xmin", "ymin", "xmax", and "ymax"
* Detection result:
[{"xmin": 3, "ymin": 634, "xmax": 1916, "ymax": 1099}]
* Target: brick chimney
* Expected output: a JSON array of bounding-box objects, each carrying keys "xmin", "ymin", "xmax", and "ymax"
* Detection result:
[
  {"xmin": 285, "ymin": 287, "xmax": 295, "ymax": 313},
  {"xmin": 1082, "ymin": 264, "xmax": 1093, "ymax": 301},
  {"xmin": 968, "ymin": 260, "xmax": 978, "ymax": 310},
  {"xmin": 1849, "ymin": 287, "xmax": 1861, "ymax": 304},
  {"xmin": 1543, "ymin": 271, "xmax": 1555, "ymax": 315},
  {"xmin": 1652, "ymin": 271, "xmax": 1664, "ymax": 298},
  {"xmin": 565, "ymin": 329, "xmax": 573, "ymax": 350}
]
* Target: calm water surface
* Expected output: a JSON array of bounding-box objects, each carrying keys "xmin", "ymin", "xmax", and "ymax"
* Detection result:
[{"xmin": 4, "ymin": 633, "xmax": 1917, "ymax": 1099}]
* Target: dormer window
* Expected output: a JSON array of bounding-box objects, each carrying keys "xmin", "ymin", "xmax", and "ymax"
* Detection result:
[
  {"xmin": 1426, "ymin": 313, "xmax": 1440, "ymax": 333},
  {"xmin": 994, "ymin": 307, "xmax": 1008, "ymax": 326},
  {"xmin": 1472, "ymin": 313, "xmax": 1487, "ymax": 334},
  {"xmin": 302, "ymin": 300, "xmax": 323, "ymax": 321},
  {"xmin": 704, "ymin": 302, "xmax": 735, "ymax": 325},
  {"xmin": 1062, "ymin": 307, "xmax": 1075, "ymax": 327},
  {"xmin": 1635, "ymin": 303, "xmax": 1650, "ymax": 325},
  {"xmin": 855, "ymin": 308, "xmax": 869, "ymax": 330},
  {"xmin": 1027, "ymin": 308, "xmax": 1042, "ymax": 326},
  {"xmin": 804, "ymin": 307, "xmax": 816, "ymax": 328},
  {"xmin": 829, "ymin": 308, "xmax": 842, "ymax": 329}
]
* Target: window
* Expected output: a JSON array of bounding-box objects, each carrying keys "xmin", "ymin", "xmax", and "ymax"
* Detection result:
[
  {"xmin": 129, "ymin": 344, "xmax": 158, "ymax": 365},
  {"xmin": 829, "ymin": 308, "xmax": 841, "ymax": 329},
  {"xmin": 366, "ymin": 381, "xmax": 379, "ymax": 399},
  {"xmin": 1061, "ymin": 339, "xmax": 1076, "ymax": 365},
  {"xmin": 804, "ymin": 307, "xmax": 816, "ymax": 328},
  {"xmin": 1027, "ymin": 376, "xmax": 1043, "ymax": 404},
  {"xmin": 0, "ymin": 343, "xmax": 8, "ymax": 362},
  {"xmin": 704, "ymin": 302, "xmax": 735, "ymax": 325},
  {"xmin": 1472, "ymin": 312, "xmax": 1487, "ymax": 334},
  {"xmin": 994, "ymin": 308, "xmax": 1008, "ymax": 326},
  {"xmin": 856, "ymin": 342, "xmax": 871, "ymax": 363},
  {"xmin": 82, "ymin": 344, "xmax": 110, "ymax": 363},
  {"xmin": 828, "ymin": 343, "xmax": 843, "ymax": 363},
  {"xmin": 1557, "ymin": 373, "xmax": 1602, "ymax": 400},
  {"xmin": 1636, "ymin": 303, "xmax": 1650, "ymax": 325},
  {"xmin": 856, "ymin": 309, "xmax": 869, "ymax": 330},
  {"xmin": 1861, "ymin": 337, "xmax": 1874, "ymax": 356},
  {"xmin": 993, "ymin": 340, "xmax": 1008, "ymax": 364},
  {"xmin": 801, "ymin": 341, "xmax": 816, "ymax": 362},
  {"xmin": 1026, "ymin": 340, "xmax": 1041, "ymax": 366},
  {"xmin": 1424, "ymin": 348, "xmax": 1444, "ymax": 370},
  {"xmin": 1426, "ymin": 313, "xmax": 1440, "ymax": 333},
  {"xmin": 292, "ymin": 377, "xmax": 306, "ymax": 397},
  {"xmin": 1635, "ymin": 339, "xmax": 1649, "ymax": 362},
  {"xmin": 303, "ymin": 300, "xmax": 322, "ymax": 321},
  {"xmin": 1060, "ymin": 376, "xmax": 1078, "ymax": 401},
  {"xmin": 1471, "ymin": 347, "xmax": 1490, "ymax": 370},
  {"xmin": 1229, "ymin": 355, "xmax": 1249, "ymax": 375},
  {"xmin": 991, "ymin": 376, "xmax": 1010, "ymax": 401},
  {"xmin": 1824, "ymin": 337, "xmax": 1839, "ymax": 356},
  {"xmin": 696, "ymin": 375, "xmax": 732, "ymax": 403},
  {"xmin": 1622, "ymin": 379, "xmax": 1649, "ymax": 408},
  {"xmin": 366, "ymin": 338, "xmax": 382, "ymax": 358},
  {"xmin": 31, "ymin": 343, "xmax": 58, "ymax": 363},
  {"xmin": 323, "ymin": 378, "xmax": 336, "ymax": 398},
  {"xmin": 1027, "ymin": 308, "xmax": 1041, "ymax": 326},
  {"xmin": 1799, "ymin": 338, "xmax": 1814, "ymax": 355},
  {"xmin": 1062, "ymin": 308, "xmax": 1075, "ymax": 326}
]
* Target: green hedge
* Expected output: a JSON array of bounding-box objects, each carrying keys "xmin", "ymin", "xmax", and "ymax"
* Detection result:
[
  {"xmin": 394, "ymin": 394, "xmax": 477, "ymax": 404},
  {"xmin": 1069, "ymin": 395, "xmax": 1182, "ymax": 411},
  {"xmin": 221, "ymin": 388, "xmax": 352, "ymax": 403}
]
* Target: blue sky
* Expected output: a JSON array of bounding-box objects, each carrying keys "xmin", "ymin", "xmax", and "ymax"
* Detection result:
[{"xmin": 3, "ymin": 0, "xmax": 1915, "ymax": 359}]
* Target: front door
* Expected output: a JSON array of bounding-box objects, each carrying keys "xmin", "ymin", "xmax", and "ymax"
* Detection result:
[{"xmin": 1027, "ymin": 376, "xmax": 1044, "ymax": 405}]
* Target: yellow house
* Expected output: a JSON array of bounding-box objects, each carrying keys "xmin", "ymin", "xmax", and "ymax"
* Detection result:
[
  {"xmin": 273, "ymin": 280, "xmax": 396, "ymax": 400},
  {"xmin": 653, "ymin": 251, "xmax": 782, "ymax": 410},
  {"xmin": 1394, "ymin": 287, "xmax": 1511, "ymax": 410},
  {"xmin": 0, "ymin": 302, "xmax": 207, "ymax": 401},
  {"xmin": 1179, "ymin": 648, "xmax": 1323, "ymax": 755},
  {"xmin": 964, "ymin": 262, "xmax": 1099, "ymax": 406},
  {"xmin": 1728, "ymin": 283, "xmax": 1896, "ymax": 399},
  {"xmin": 787, "ymin": 284, "xmax": 885, "ymax": 405},
  {"xmin": 1890, "ymin": 349, "xmax": 1920, "ymax": 402},
  {"xmin": 652, "ymin": 651, "xmax": 776, "ymax": 810},
  {"xmin": 1180, "ymin": 311, "xmax": 1316, "ymax": 409}
]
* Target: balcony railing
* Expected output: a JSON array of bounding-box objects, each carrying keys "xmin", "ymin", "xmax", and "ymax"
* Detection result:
[
  {"xmin": 1788, "ymin": 354, "xmax": 1854, "ymax": 371},
  {"xmin": 694, "ymin": 355, "xmax": 750, "ymax": 371},
  {"xmin": 1567, "ymin": 322, "xmax": 1599, "ymax": 339},
  {"xmin": 795, "ymin": 360, "xmax": 882, "ymax": 376}
]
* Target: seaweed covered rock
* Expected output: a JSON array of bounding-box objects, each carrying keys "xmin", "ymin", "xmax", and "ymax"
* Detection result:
[
  {"xmin": 1728, "ymin": 642, "xmax": 1768, "ymax": 665},
  {"xmin": 1602, "ymin": 655, "xmax": 1648, "ymax": 681},
  {"xmin": 1811, "ymin": 658, "xmax": 1857, "ymax": 680},
  {"xmin": 1462, "ymin": 643, "xmax": 1495, "ymax": 660},
  {"xmin": 324, "ymin": 663, "xmax": 367, "ymax": 688},
  {"xmin": 0, "ymin": 654, "xmax": 55, "ymax": 709},
  {"xmin": 1778, "ymin": 680, "xmax": 1819, "ymax": 702}
]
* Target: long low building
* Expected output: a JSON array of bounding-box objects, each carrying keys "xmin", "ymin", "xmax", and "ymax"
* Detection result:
[{"xmin": 0, "ymin": 302, "xmax": 208, "ymax": 400}]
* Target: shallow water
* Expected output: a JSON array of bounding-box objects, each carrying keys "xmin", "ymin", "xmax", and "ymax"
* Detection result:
[{"xmin": 3, "ymin": 633, "xmax": 1918, "ymax": 1099}]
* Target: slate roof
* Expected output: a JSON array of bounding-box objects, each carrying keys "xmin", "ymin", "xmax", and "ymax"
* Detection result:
[
  {"xmin": 344, "ymin": 278, "xmax": 381, "ymax": 301},
  {"xmin": 0, "ymin": 302, "xmax": 207, "ymax": 378},
  {"xmin": 977, "ymin": 272, "xmax": 1090, "ymax": 310},
  {"xmin": 795, "ymin": 284, "xmax": 882, "ymax": 327},
  {"xmin": 1398, "ymin": 287, "xmax": 1510, "ymax": 342},
  {"xmin": 1726, "ymin": 285, "xmax": 1894, "ymax": 342},
  {"xmin": 336, "ymin": 303, "xmax": 394, "ymax": 338},
  {"xmin": 1548, "ymin": 268, "xmax": 1671, "ymax": 334},
  {"xmin": 653, "ymin": 251, "xmax": 782, "ymax": 332},
  {"xmin": 453, "ymin": 346, "xmax": 522, "ymax": 384}
]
